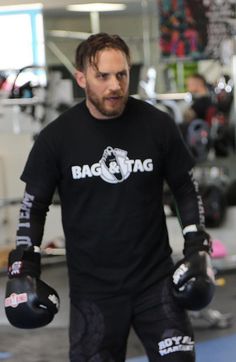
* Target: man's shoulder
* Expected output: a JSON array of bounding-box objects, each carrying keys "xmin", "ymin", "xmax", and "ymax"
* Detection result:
[
  {"xmin": 54, "ymin": 101, "xmax": 85, "ymax": 123},
  {"xmin": 128, "ymin": 96, "xmax": 171, "ymax": 120},
  {"xmin": 42, "ymin": 101, "xmax": 85, "ymax": 132},
  {"xmin": 127, "ymin": 97, "xmax": 178, "ymax": 147}
]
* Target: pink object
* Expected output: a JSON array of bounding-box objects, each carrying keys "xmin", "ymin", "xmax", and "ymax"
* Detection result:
[{"xmin": 211, "ymin": 239, "xmax": 228, "ymax": 259}]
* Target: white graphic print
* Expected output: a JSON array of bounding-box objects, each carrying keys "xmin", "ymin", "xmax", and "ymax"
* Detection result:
[
  {"xmin": 158, "ymin": 335, "xmax": 194, "ymax": 356},
  {"xmin": 71, "ymin": 146, "xmax": 154, "ymax": 184},
  {"xmin": 172, "ymin": 263, "xmax": 189, "ymax": 290},
  {"xmin": 100, "ymin": 147, "xmax": 130, "ymax": 183}
]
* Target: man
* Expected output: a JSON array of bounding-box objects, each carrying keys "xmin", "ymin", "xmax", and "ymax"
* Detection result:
[
  {"xmin": 5, "ymin": 33, "xmax": 214, "ymax": 362},
  {"xmin": 183, "ymin": 73, "xmax": 217, "ymax": 125},
  {"xmin": 180, "ymin": 73, "xmax": 217, "ymax": 162}
]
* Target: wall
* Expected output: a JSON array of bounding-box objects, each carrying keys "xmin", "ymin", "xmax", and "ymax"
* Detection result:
[
  {"xmin": 0, "ymin": 124, "xmax": 63, "ymax": 247},
  {"xmin": 43, "ymin": 6, "xmax": 161, "ymax": 69}
]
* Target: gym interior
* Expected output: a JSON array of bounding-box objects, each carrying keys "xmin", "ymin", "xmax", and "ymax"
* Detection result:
[{"xmin": 0, "ymin": 1, "xmax": 236, "ymax": 361}]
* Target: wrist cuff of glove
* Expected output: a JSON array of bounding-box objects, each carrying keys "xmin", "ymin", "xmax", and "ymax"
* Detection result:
[
  {"xmin": 183, "ymin": 243, "xmax": 210, "ymax": 257},
  {"xmin": 8, "ymin": 246, "xmax": 41, "ymax": 279},
  {"xmin": 183, "ymin": 225, "xmax": 212, "ymax": 256}
]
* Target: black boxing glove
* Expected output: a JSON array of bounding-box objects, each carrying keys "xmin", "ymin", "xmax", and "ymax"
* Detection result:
[
  {"xmin": 182, "ymin": 224, "xmax": 212, "ymax": 256},
  {"xmin": 172, "ymin": 250, "xmax": 215, "ymax": 311},
  {"xmin": 5, "ymin": 246, "xmax": 60, "ymax": 329}
]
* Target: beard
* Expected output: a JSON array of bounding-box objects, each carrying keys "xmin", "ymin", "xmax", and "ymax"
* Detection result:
[{"xmin": 86, "ymin": 84, "xmax": 129, "ymax": 118}]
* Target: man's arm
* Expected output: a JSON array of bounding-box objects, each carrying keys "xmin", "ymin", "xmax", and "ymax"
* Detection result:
[
  {"xmin": 167, "ymin": 168, "xmax": 210, "ymax": 255},
  {"xmin": 16, "ymin": 186, "xmax": 50, "ymax": 248},
  {"xmin": 5, "ymin": 184, "xmax": 60, "ymax": 328},
  {"xmin": 167, "ymin": 169, "xmax": 215, "ymax": 310}
]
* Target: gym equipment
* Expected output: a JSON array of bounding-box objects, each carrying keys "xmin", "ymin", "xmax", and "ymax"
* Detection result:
[
  {"xmin": 5, "ymin": 276, "xmax": 60, "ymax": 329},
  {"xmin": 189, "ymin": 308, "xmax": 233, "ymax": 329},
  {"xmin": 200, "ymin": 183, "xmax": 227, "ymax": 228},
  {"xmin": 5, "ymin": 246, "xmax": 60, "ymax": 329},
  {"xmin": 163, "ymin": 165, "xmax": 228, "ymax": 228},
  {"xmin": 186, "ymin": 119, "xmax": 210, "ymax": 163},
  {"xmin": 182, "ymin": 224, "xmax": 211, "ymax": 256},
  {"xmin": 194, "ymin": 166, "xmax": 229, "ymax": 228},
  {"xmin": 211, "ymin": 239, "xmax": 228, "ymax": 259},
  {"xmin": 225, "ymin": 179, "xmax": 236, "ymax": 206},
  {"xmin": 211, "ymin": 121, "xmax": 231, "ymax": 157},
  {"xmin": 188, "ymin": 237, "xmax": 233, "ymax": 329},
  {"xmin": 172, "ymin": 251, "xmax": 215, "ymax": 311}
]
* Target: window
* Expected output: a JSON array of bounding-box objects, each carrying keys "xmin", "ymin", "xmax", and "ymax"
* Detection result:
[{"xmin": 0, "ymin": 5, "xmax": 45, "ymax": 70}]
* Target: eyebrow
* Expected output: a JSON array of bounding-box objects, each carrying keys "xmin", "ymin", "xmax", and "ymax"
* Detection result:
[{"xmin": 96, "ymin": 69, "xmax": 128, "ymax": 75}]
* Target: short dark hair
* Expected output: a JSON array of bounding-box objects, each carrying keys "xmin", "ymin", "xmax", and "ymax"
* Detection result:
[{"xmin": 75, "ymin": 32, "xmax": 131, "ymax": 71}]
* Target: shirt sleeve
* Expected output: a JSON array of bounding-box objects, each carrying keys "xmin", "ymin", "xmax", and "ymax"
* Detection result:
[
  {"xmin": 167, "ymin": 169, "xmax": 205, "ymax": 230},
  {"xmin": 162, "ymin": 116, "xmax": 206, "ymax": 228},
  {"xmin": 163, "ymin": 115, "xmax": 195, "ymax": 184},
  {"xmin": 20, "ymin": 129, "xmax": 60, "ymax": 200},
  {"xmin": 16, "ymin": 127, "xmax": 60, "ymax": 248},
  {"xmin": 16, "ymin": 185, "xmax": 51, "ymax": 248}
]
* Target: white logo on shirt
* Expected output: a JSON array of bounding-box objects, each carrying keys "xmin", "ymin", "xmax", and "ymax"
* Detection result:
[{"xmin": 71, "ymin": 146, "xmax": 154, "ymax": 184}]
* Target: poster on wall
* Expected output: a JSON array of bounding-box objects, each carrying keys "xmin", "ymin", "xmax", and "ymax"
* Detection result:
[{"xmin": 158, "ymin": 0, "xmax": 236, "ymax": 61}]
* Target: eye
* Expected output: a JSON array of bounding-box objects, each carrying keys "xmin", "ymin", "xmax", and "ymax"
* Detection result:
[
  {"xmin": 96, "ymin": 72, "xmax": 108, "ymax": 80},
  {"xmin": 117, "ymin": 71, "xmax": 127, "ymax": 80}
]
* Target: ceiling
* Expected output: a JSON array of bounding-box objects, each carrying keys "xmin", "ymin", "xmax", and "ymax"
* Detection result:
[{"xmin": 0, "ymin": 0, "xmax": 145, "ymax": 13}]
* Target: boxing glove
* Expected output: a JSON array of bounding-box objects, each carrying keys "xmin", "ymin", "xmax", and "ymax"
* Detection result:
[
  {"xmin": 172, "ymin": 250, "xmax": 215, "ymax": 311},
  {"xmin": 5, "ymin": 246, "xmax": 60, "ymax": 329},
  {"xmin": 182, "ymin": 224, "xmax": 212, "ymax": 256}
]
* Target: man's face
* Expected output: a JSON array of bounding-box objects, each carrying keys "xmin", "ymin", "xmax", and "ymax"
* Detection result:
[
  {"xmin": 76, "ymin": 48, "xmax": 130, "ymax": 119},
  {"xmin": 186, "ymin": 78, "xmax": 200, "ymax": 94},
  {"xmin": 186, "ymin": 77, "xmax": 207, "ymax": 97}
]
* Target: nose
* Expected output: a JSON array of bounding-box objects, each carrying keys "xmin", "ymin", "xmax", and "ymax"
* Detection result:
[{"xmin": 108, "ymin": 75, "xmax": 121, "ymax": 91}]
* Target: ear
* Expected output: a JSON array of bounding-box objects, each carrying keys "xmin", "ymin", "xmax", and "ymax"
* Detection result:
[{"xmin": 75, "ymin": 70, "xmax": 86, "ymax": 89}]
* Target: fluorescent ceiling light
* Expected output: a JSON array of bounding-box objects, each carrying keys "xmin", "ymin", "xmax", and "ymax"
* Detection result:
[
  {"xmin": 0, "ymin": 3, "xmax": 43, "ymax": 12},
  {"xmin": 67, "ymin": 3, "xmax": 127, "ymax": 12}
]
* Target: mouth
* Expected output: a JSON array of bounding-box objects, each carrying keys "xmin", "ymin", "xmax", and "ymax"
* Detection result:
[{"xmin": 105, "ymin": 95, "xmax": 123, "ymax": 104}]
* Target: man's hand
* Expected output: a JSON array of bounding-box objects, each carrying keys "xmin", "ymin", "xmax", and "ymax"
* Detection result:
[
  {"xmin": 5, "ymin": 246, "xmax": 60, "ymax": 328},
  {"xmin": 172, "ymin": 250, "xmax": 215, "ymax": 311}
]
